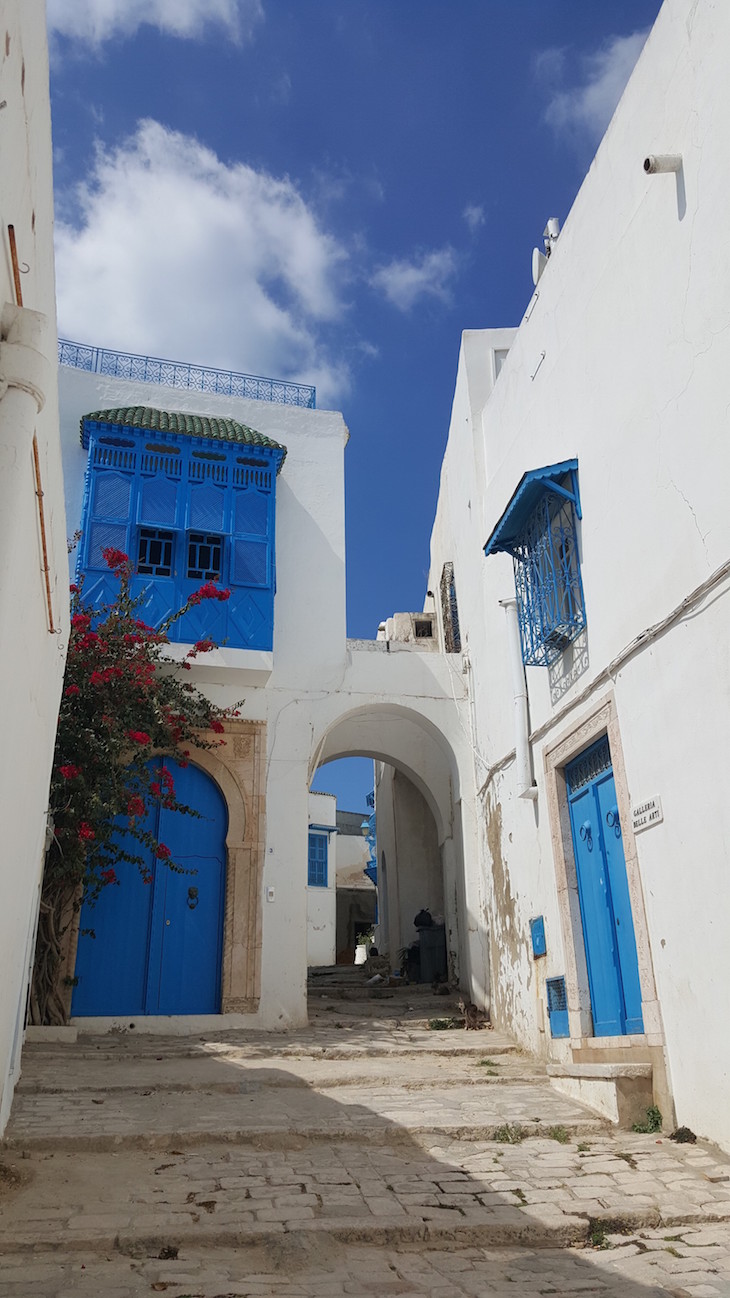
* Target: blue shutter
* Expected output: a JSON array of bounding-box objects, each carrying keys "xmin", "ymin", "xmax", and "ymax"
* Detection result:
[
  {"xmin": 546, "ymin": 976, "xmax": 569, "ymax": 1037},
  {"xmin": 308, "ymin": 833, "xmax": 328, "ymax": 887}
]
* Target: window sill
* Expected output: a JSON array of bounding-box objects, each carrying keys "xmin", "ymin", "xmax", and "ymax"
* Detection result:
[{"xmin": 162, "ymin": 642, "xmax": 273, "ymax": 685}]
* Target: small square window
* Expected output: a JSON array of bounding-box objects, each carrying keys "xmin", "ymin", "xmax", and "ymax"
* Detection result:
[
  {"xmin": 138, "ymin": 527, "xmax": 174, "ymax": 577},
  {"xmin": 187, "ymin": 532, "xmax": 223, "ymax": 581},
  {"xmin": 415, "ymin": 619, "xmax": 433, "ymax": 638}
]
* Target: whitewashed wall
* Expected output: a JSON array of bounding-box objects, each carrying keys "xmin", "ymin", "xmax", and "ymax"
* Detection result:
[
  {"xmin": 307, "ymin": 791, "xmax": 336, "ymax": 967},
  {"xmin": 59, "ymin": 368, "xmax": 479, "ymax": 1032},
  {"xmin": 427, "ymin": 0, "xmax": 730, "ymax": 1150},
  {"xmin": 0, "ymin": 1, "xmax": 67, "ymax": 1134}
]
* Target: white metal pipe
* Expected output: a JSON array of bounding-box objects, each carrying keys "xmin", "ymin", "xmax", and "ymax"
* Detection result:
[{"xmin": 499, "ymin": 598, "xmax": 538, "ymax": 801}]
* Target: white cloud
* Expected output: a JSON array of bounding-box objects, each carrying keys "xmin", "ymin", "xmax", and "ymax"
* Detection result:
[
  {"xmin": 47, "ymin": 0, "xmax": 263, "ymax": 48},
  {"xmin": 541, "ymin": 30, "xmax": 649, "ymax": 144},
  {"xmin": 370, "ymin": 248, "xmax": 458, "ymax": 313},
  {"xmin": 55, "ymin": 120, "xmax": 351, "ymax": 404},
  {"xmin": 463, "ymin": 204, "xmax": 485, "ymax": 234}
]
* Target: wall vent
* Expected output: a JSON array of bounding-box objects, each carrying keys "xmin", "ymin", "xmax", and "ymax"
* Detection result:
[{"xmin": 546, "ymin": 976, "xmax": 569, "ymax": 1038}]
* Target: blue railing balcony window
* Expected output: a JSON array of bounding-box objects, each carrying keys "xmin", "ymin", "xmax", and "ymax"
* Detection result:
[{"xmin": 484, "ymin": 460, "xmax": 586, "ymax": 667}]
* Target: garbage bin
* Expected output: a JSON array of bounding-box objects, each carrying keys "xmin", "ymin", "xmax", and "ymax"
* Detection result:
[{"xmin": 418, "ymin": 923, "xmax": 447, "ymax": 983}]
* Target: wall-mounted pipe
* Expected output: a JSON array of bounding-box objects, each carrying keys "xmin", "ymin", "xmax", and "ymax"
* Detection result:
[
  {"xmin": 643, "ymin": 154, "xmax": 682, "ymax": 174},
  {"xmin": 499, "ymin": 598, "xmax": 538, "ymax": 800}
]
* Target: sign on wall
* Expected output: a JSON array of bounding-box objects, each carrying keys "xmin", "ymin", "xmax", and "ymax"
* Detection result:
[{"xmin": 631, "ymin": 796, "xmax": 663, "ymax": 834}]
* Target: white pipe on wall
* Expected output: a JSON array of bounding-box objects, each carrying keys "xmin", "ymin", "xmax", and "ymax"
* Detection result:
[{"xmin": 499, "ymin": 598, "xmax": 538, "ymax": 800}]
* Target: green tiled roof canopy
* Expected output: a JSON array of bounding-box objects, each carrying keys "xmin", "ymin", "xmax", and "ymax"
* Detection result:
[{"xmin": 80, "ymin": 406, "xmax": 286, "ymax": 464}]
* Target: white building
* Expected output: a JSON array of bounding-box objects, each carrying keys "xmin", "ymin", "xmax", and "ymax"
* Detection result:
[
  {"xmin": 0, "ymin": 1, "xmax": 68, "ymax": 1133},
  {"xmin": 57, "ymin": 362, "xmax": 479, "ymax": 1035},
  {"xmin": 418, "ymin": 0, "xmax": 730, "ymax": 1149},
  {"xmin": 307, "ymin": 791, "xmax": 337, "ymax": 968}
]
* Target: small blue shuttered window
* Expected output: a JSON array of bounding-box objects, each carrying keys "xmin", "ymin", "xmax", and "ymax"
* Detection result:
[
  {"xmin": 78, "ymin": 415, "xmax": 285, "ymax": 651},
  {"xmin": 307, "ymin": 832, "xmax": 328, "ymax": 888}
]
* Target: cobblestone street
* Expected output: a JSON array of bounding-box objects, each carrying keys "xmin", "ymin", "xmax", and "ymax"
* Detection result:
[{"xmin": 1, "ymin": 989, "xmax": 729, "ymax": 1296}]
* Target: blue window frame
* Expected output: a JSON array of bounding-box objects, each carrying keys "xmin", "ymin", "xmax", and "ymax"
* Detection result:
[
  {"xmin": 484, "ymin": 459, "xmax": 585, "ymax": 667},
  {"xmin": 308, "ymin": 832, "xmax": 328, "ymax": 888},
  {"xmin": 77, "ymin": 412, "xmax": 286, "ymax": 652}
]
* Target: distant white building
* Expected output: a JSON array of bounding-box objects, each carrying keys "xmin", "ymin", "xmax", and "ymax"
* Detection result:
[
  {"xmin": 0, "ymin": 1, "xmax": 68, "ymax": 1133},
  {"xmin": 307, "ymin": 791, "xmax": 337, "ymax": 968},
  {"xmin": 415, "ymin": 0, "xmax": 730, "ymax": 1150}
]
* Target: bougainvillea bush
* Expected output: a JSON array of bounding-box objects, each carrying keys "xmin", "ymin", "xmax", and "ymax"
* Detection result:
[{"xmin": 31, "ymin": 546, "xmax": 238, "ymax": 1025}]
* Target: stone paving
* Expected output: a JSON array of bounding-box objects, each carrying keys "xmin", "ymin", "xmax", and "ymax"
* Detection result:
[{"xmin": 1, "ymin": 994, "xmax": 730, "ymax": 1295}]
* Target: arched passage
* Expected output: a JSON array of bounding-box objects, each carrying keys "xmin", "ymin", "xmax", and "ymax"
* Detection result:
[{"xmin": 309, "ymin": 702, "xmax": 470, "ymax": 986}]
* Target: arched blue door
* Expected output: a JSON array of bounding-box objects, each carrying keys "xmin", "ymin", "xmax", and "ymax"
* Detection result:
[{"xmin": 72, "ymin": 759, "xmax": 227, "ymax": 1016}]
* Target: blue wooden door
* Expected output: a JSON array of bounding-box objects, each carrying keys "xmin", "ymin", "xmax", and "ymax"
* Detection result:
[
  {"xmin": 566, "ymin": 738, "xmax": 643, "ymax": 1036},
  {"xmin": 72, "ymin": 759, "xmax": 227, "ymax": 1016}
]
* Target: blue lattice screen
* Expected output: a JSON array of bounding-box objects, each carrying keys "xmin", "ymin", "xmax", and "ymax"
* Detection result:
[
  {"xmin": 308, "ymin": 833, "xmax": 328, "ymax": 887},
  {"xmin": 78, "ymin": 420, "xmax": 283, "ymax": 651}
]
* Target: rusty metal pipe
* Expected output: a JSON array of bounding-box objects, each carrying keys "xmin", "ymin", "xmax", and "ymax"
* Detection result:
[
  {"xmin": 32, "ymin": 433, "xmax": 55, "ymax": 633},
  {"xmin": 7, "ymin": 224, "xmax": 23, "ymax": 306}
]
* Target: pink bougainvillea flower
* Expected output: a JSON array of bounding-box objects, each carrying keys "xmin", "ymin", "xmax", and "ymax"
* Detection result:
[
  {"xmin": 101, "ymin": 547, "xmax": 130, "ymax": 572},
  {"xmin": 155, "ymin": 843, "xmax": 171, "ymax": 860},
  {"xmin": 64, "ymin": 685, "xmax": 80, "ymax": 698},
  {"xmin": 210, "ymin": 719, "xmax": 225, "ymax": 734},
  {"xmin": 127, "ymin": 795, "xmax": 145, "ymax": 818},
  {"xmin": 77, "ymin": 822, "xmax": 95, "ymax": 841},
  {"xmin": 59, "ymin": 764, "xmax": 81, "ymax": 780},
  {"xmin": 72, "ymin": 613, "xmax": 91, "ymax": 630},
  {"xmin": 69, "ymin": 583, "xmax": 79, "ymax": 594},
  {"xmin": 127, "ymin": 730, "xmax": 151, "ymax": 744},
  {"xmin": 100, "ymin": 867, "xmax": 117, "ymax": 885}
]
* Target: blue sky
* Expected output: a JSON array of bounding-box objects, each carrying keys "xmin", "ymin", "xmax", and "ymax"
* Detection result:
[{"xmin": 48, "ymin": 0, "xmax": 663, "ymax": 812}]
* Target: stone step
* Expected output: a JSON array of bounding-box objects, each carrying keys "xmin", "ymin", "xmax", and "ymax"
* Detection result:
[
  {"xmin": 1, "ymin": 1133, "xmax": 729, "ymax": 1260},
  {"xmin": 4, "ymin": 1080, "xmax": 606, "ymax": 1152}
]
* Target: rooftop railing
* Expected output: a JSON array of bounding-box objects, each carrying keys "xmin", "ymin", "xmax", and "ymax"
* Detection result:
[{"xmin": 58, "ymin": 338, "xmax": 316, "ymax": 409}]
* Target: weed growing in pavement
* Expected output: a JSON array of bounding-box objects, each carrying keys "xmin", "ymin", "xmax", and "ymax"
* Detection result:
[
  {"xmin": 493, "ymin": 1123, "xmax": 526, "ymax": 1144},
  {"xmin": 548, "ymin": 1125, "xmax": 570, "ymax": 1144},
  {"xmin": 588, "ymin": 1221, "xmax": 611, "ymax": 1249},
  {"xmin": 577, "ymin": 1142, "xmax": 591, "ymax": 1153},
  {"xmin": 632, "ymin": 1105, "xmax": 663, "ymax": 1134}
]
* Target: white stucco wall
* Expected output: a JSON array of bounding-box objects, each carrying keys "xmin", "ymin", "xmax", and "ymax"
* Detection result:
[
  {"xmin": 307, "ymin": 791, "xmax": 336, "ymax": 967},
  {"xmin": 0, "ymin": 2, "xmax": 67, "ymax": 1134},
  {"xmin": 427, "ymin": 0, "xmax": 730, "ymax": 1149},
  {"xmin": 375, "ymin": 764, "xmax": 445, "ymax": 961}
]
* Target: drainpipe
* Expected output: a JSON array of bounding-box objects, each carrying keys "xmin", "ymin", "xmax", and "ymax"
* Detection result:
[{"xmin": 499, "ymin": 598, "xmax": 538, "ymax": 801}]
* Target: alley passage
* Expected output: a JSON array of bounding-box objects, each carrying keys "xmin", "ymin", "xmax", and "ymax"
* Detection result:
[{"xmin": 1, "ymin": 974, "xmax": 730, "ymax": 1296}]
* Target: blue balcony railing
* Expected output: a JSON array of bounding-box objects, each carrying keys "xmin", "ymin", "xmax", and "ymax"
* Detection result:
[{"xmin": 58, "ymin": 338, "xmax": 316, "ymax": 409}]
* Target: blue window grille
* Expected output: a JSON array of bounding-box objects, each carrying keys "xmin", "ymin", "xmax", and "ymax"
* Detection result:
[
  {"xmin": 138, "ymin": 527, "xmax": 174, "ymax": 577},
  {"xmin": 546, "ymin": 976, "xmax": 570, "ymax": 1038},
  {"xmin": 308, "ymin": 832, "xmax": 328, "ymax": 888},
  {"xmin": 484, "ymin": 460, "xmax": 585, "ymax": 667},
  {"xmin": 77, "ymin": 414, "xmax": 286, "ymax": 652}
]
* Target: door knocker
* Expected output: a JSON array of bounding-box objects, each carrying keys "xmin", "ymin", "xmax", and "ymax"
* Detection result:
[
  {"xmin": 606, "ymin": 808, "xmax": 622, "ymax": 838},
  {"xmin": 187, "ymin": 886, "xmax": 199, "ymax": 910},
  {"xmin": 579, "ymin": 820, "xmax": 593, "ymax": 850}
]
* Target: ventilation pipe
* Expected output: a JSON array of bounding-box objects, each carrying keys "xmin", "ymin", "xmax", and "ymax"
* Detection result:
[
  {"xmin": 499, "ymin": 598, "xmax": 538, "ymax": 801},
  {"xmin": 643, "ymin": 154, "xmax": 682, "ymax": 174}
]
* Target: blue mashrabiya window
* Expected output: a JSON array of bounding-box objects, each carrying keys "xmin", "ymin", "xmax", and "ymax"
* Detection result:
[
  {"xmin": 77, "ymin": 408, "xmax": 286, "ymax": 651},
  {"xmin": 483, "ymin": 459, "xmax": 585, "ymax": 668}
]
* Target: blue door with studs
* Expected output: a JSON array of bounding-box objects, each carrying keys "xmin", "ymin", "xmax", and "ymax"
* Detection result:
[
  {"xmin": 566, "ymin": 737, "xmax": 643, "ymax": 1036},
  {"xmin": 72, "ymin": 759, "xmax": 227, "ymax": 1017}
]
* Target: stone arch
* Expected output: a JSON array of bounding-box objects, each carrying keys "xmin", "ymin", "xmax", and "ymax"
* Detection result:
[{"xmin": 309, "ymin": 702, "xmax": 469, "ymax": 984}]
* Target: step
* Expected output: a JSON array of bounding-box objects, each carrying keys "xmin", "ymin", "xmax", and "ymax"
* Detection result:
[
  {"xmin": 547, "ymin": 1062, "xmax": 654, "ymax": 1128},
  {"xmin": 1, "ymin": 1132, "xmax": 729, "ymax": 1259},
  {"xmin": 4, "ymin": 1080, "xmax": 606, "ymax": 1152}
]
